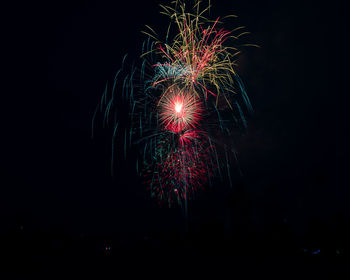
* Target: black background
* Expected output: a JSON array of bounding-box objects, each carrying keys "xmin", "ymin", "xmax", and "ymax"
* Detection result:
[{"xmin": 2, "ymin": 0, "xmax": 349, "ymax": 277}]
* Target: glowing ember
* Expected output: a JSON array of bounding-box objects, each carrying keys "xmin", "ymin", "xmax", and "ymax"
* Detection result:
[{"xmin": 175, "ymin": 103, "xmax": 183, "ymax": 113}]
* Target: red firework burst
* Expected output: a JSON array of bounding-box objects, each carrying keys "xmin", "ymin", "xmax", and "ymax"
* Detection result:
[
  {"xmin": 158, "ymin": 87, "xmax": 203, "ymax": 134},
  {"xmin": 148, "ymin": 135, "xmax": 214, "ymax": 206}
]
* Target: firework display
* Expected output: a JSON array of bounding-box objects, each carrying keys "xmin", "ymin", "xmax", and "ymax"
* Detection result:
[{"xmin": 93, "ymin": 0, "xmax": 255, "ymax": 207}]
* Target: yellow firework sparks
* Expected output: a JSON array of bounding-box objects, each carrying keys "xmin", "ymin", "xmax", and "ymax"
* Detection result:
[{"xmin": 142, "ymin": 0, "xmax": 258, "ymax": 109}]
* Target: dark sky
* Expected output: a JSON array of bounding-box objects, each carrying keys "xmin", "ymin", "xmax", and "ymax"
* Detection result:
[{"xmin": 2, "ymin": 0, "xmax": 349, "ymax": 272}]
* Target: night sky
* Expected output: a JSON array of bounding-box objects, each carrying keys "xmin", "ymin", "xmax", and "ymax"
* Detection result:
[{"xmin": 2, "ymin": 0, "xmax": 349, "ymax": 277}]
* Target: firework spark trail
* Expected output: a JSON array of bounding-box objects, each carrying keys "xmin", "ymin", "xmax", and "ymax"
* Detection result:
[{"xmin": 93, "ymin": 0, "xmax": 256, "ymax": 207}]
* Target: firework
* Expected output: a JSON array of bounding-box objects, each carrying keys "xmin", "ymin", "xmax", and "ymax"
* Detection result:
[
  {"xmin": 158, "ymin": 86, "xmax": 203, "ymax": 133},
  {"xmin": 93, "ymin": 0, "xmax": 255, "ymax": 207}
]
